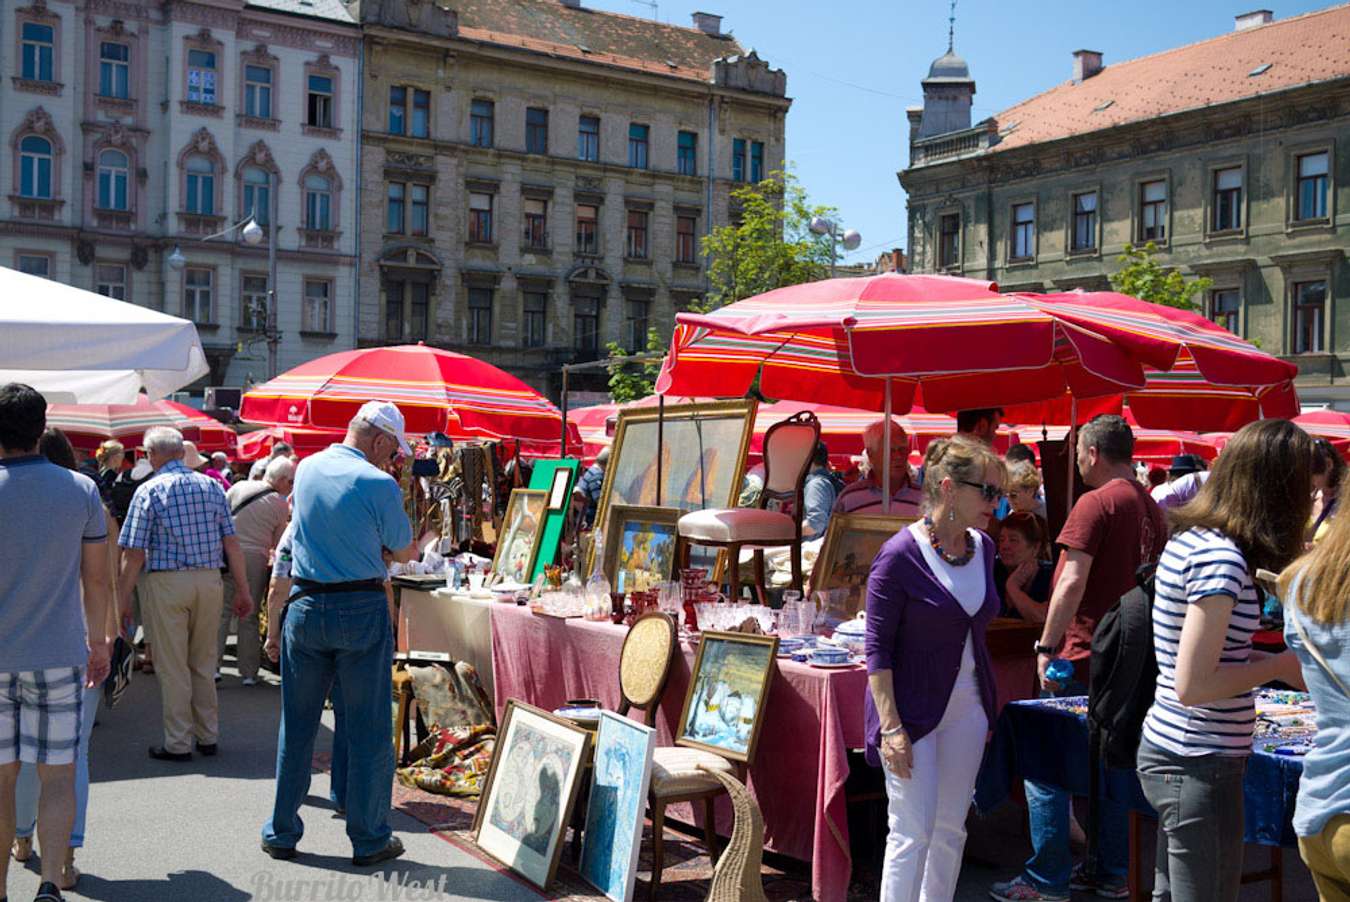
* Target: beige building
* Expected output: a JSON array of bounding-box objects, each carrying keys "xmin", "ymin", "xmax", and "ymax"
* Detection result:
[
  {"xmin": 899, "ymin": 7, "xmax": 1350, "ymax": 405},
  {"xmin": 351, "ymin": 0, "xmax": 790, "ymax": 397}
]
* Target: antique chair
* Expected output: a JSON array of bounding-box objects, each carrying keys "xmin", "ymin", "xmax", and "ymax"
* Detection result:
[
  {"xmin": 673, "ymin": 410, "xmax": 820, "ymax": 602},
  {"xmin": 646, "ymin": 746, "xmax": 740, "ymax": 900},
  {"xmin": 617, "ymin": 611, "xmax": 679, "ymax": 725}
]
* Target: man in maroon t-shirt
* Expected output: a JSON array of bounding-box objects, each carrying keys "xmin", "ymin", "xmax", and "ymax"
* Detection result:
[{"xmin": 991, "ymin": 414, "xmax": 1167, "ymax": 902}]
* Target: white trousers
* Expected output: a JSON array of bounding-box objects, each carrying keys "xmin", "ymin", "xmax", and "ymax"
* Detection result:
[{"xmin": 880, "ymin": 678, "xmax": 989, "ymax": 902}]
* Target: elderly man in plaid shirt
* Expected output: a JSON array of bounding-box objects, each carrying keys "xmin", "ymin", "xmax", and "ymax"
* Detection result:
[{"xmin": 117, "ymin": 427, "xmax": 253, "ymax": 761}]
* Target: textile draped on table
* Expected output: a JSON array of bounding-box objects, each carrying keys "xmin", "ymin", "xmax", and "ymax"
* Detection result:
[{"xmin": 395, "ymin": 661, "xmax": 497, "ymax": 797}]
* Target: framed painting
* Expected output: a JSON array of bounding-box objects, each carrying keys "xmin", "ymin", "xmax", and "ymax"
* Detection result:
[
  {"xmin": 810, "ymin": 514, "xmax": 914, "ymax": 616},
  {"xmin": 526, "ymin": 459, "xmax": 579, "ymax": 582},
  {"xmin": 675, "ymin": 630, "xmax": 778, "ymax": 764},
  {"xmin": 591, "ymin": 400, "xmax": 756, "ymax": 573},
  {"xmin": 490, "ymin": 489, "xmax": 548, "ymax": 585},
  {"xmin": 473, "ymin": 701, "xmax": 592, "ymax": 890},
  {"xmin": 579, "ymin": 711, "xmax": 656, "ymax": 902},
  {"xmin": 602, "ymin": 504, "xmax": 681, "ymax": 594},
  {"xmin": 546, "ymin": 467, "xmax": 572, "ymax": 511}
]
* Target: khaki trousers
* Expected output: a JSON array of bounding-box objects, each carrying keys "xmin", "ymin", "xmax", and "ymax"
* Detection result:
[
  {"xmin": 139, "ymin": 569, "xmax": 224, "ymax": 754},
  {"xmin": 218, "ymin": 551, "xmax": 269, "ymax": 679},
  {"xmin": 1301, "ymin": 814, "xmax": 1350, "ymax": 902}
]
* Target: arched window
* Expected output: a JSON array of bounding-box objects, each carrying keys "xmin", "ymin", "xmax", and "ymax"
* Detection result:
[
  {"xmin": 304, "ymin": 173, "xmax": 331, "ymax": 230},
  {"xmin": 241, "ymin": 165, "xmax": 270, "ymax": 225},
  {"xmin": 185, "ymin": 154, "xmax": 214, "ymax": 214},
  {"xmin": 97, "ymin": 149, "xmax": 129, "ymax": 210},
  {"xmin": 19, "ymin": 136, "xmax": 53, "ymax": 198}
]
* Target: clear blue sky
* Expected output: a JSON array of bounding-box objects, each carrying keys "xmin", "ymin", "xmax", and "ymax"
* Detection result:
[{"xmin": 585, "ymin": 0, "xmax": 1334, "ymax": 263}]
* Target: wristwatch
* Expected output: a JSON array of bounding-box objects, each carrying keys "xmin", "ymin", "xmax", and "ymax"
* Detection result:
[{"xmin": 1033, "ymin": 641, "xmax": 1057, "ymax": 656}]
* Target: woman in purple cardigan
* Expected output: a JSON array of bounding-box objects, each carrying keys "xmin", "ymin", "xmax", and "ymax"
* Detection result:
[{"xmin": 865, "ymin": 436, "xmax": 1005, "ymax": 901}]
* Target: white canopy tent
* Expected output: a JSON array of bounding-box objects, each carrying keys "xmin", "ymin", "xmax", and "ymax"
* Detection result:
[{"xmin": 0, "ymin": 266, "xmax": 208, "ymax": 403}]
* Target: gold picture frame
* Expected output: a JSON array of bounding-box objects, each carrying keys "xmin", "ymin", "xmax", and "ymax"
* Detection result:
[
  {"xmin": 602, "ymin": 504, "xmax": 682, "ymax": 594},
  {"xmin": 810, "ymin": 514, "xmax": 915, "ymax": 616},
  {"xmin": 590, "ymin": 399, "xmax": 757, "ymax": 575},
  {"xmin": 472, "ymin": 700, "xmax": 593, "ymax": 890},
  {"xmin": 490, "ymin": 489, "xmax": 548, "ymax": 584},
  {"xmin": 675, "ymin": 630, "xmax": 779, "ymax": 765}
]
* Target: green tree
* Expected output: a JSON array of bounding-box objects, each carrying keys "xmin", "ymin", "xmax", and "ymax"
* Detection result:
[
  {"xmin": 1108, "ymin": 242, "xmax": 1212, "ymax": 312},
  {"xmin": 697, "ymin": 170, "xmax": 836, "ymax": 313},
  {"xmin": 605, "ymin": 328, "xmax": 664, "ymax": 403}
]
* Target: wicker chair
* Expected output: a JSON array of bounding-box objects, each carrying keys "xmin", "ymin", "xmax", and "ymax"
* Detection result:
[{"xmin": 702, "ymin": 765, "xmax": 769, "ymax": 902}]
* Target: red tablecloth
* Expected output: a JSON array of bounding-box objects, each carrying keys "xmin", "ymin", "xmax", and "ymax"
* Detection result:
[{"xmin": 488, "ymin": 605, "xmax": 1040, "ymax": 902}]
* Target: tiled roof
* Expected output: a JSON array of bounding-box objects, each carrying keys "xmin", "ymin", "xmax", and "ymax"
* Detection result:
[
  {"xmin": 988, "ymin": 3, "xmax": 1350, "ymax": 152},
  {"xmin": 451, "ymin": 0, "xmax": 742, "ymax": 83},
  {"xmin": 247, "ymin": 0, "xmax": 356, "ymax": 26}
]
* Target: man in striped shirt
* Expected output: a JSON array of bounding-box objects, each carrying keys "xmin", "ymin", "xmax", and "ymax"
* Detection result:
[{"xmin": 832, "ymin": 419, "xmax": 922, "ymax": 517}]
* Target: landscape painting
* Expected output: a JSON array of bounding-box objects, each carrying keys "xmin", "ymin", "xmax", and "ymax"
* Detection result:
[{"xmin": 676, "ymin": 631, "xmax": 778, "ymax": 763}]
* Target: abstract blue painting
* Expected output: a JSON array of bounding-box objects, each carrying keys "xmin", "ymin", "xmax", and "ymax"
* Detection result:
[{"xmin": 580, "ymin": 712, "xmax": 656, "ymax": 902}]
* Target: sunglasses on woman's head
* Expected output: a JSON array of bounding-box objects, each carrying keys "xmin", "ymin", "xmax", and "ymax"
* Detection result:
[{"xmin": 958, "ymin": 479, "xmax": 1006, "ymax": 502}]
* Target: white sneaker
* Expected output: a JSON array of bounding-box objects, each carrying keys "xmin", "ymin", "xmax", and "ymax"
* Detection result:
[{"xmin": 242, "ymin": 677, "xmax": 257, "ymax": 686}]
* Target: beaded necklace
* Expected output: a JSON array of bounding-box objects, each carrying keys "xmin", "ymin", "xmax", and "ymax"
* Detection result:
[{"xmin": 923, "ymin": 515, "xmax": 975, "ymax": 566}]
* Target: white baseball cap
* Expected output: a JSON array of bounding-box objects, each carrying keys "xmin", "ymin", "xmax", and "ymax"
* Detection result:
[{"xmin": 356, "ymin": 400, "xmax": 412, "ymax": 456}]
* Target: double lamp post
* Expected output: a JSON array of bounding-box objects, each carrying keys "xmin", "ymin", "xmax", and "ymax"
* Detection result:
[{"xmin": 167, "ymin": 172, "xmax": 281, "ymax": 381}]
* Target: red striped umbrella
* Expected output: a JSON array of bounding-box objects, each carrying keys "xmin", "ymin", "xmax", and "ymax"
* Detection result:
[
  {"xmin": 656, "ymin": 274, "xmax": 1145, "ymax": 414},
  {"xmin": 241, "ymin": 344, "xmax": 579, "ymax": 447},
  {"xmin": 1006, "ymin": 292, "xmax": 1298, "ymax": 432},
  {"xmin": 156, "ymin": 400, "xmax": 238, "ymax": 456},
  {"xmin": 45, "ymin": 396, "xmax": 191, "ymax": 452},
  {"xmin": 237, "ymin": 424, "xmax": 345, "ymax": 461}
]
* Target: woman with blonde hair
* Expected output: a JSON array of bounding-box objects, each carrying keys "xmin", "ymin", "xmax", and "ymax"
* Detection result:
[
  {"xmin": 864, "ymin": 437, "xmax": 1006, "ymax": 900},
  {"xmin": 1281, "ymin": 492, "xmax": 1350, "ymax": 899},
  {"xmin": 1137, "ymin": 419, "xmax": 1310, "ymax": 901},
  {"xmin": 92, "ymin": 439, "xmax": 124, "ymax": 501}
]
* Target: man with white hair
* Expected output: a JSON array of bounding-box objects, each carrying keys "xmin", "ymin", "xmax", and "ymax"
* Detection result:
[
  {"xmin": 217, "ymin": 455, "xmax": 293, "ymax": 685},
  {"xmin": 262, "ymin": 401, "xmax": 415, "ymax": 867},
  {"xmin": 117, "ymin": 427, "xmax": 253, "ymax": 762},
  {"xmin": 833, "ymin": 418, "xmax": 923, "ymax": 517}
]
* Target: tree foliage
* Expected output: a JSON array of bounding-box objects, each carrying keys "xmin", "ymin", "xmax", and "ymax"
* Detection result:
[
  {"xmin": 1108, "ymin": 242, "xmax": 1212, "ymax": 312},
  {"xmin": 605, "ymin": 328, "xmax": 664, "ymax": 403},
  {"xmin": 696, "ymin": 170, "xmax": 837, "ymax": 313}
]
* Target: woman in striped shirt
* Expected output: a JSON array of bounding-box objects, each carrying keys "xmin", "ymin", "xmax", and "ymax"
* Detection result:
[{"xmin": 1138, "ymin": 418, "xmax": 1311, "ymax": 902}]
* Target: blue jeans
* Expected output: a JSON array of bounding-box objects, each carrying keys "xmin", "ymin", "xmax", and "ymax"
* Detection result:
[
  {"xmin": 330, "ymin": 678, "xmax": 346, "ymax": 810},
  {"xmin": 1022, "ymin": 680, "xmax": 1129, "ymax": 893},
  {"xmin": 262, "ymin": 591, "xmax": 393, "ymax": 857},
  {"xmin": 14, "ymin": 685, "xmax": 101, "ymax": 847}
]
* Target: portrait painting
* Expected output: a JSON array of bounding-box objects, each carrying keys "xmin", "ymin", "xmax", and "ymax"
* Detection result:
[
  {"xmin": 602, "ymin": 505, "xmax": 681, "ymax": 594},
  {"xmin": 491, "ymin": 489, "xmax": 547, "ymax": 585},
  {"xmin": 474, "ymin": 701, "xmax": 591, "ymax": 890},
  {"xmin": 593, "ymin": 401, "xmax": 755, "ymax": 564},
  {"xmin": 676, "ymin": 631, "xmax": 778, "ymax": 763},
  {"xmin": 579, "ymin": 712, "xmax": 656, "ymax": 902},
  {"xmin": 811, "ymin": 514, "xmax": 914, "ymax": 616}
]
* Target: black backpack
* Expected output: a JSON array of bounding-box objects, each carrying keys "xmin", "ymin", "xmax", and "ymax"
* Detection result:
[{"xmin": 1087, "ymin": 563, "xmax": 1158, "ymax": 770}]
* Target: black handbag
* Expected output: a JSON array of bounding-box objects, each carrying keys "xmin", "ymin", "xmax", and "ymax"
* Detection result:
[{"xmin": 103, "ymin": 635, "xmax": 135, "ymax": 709}]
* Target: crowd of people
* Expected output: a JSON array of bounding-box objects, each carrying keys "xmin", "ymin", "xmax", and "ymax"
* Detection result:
[
  {"xmin": 0, "ymin": 384, "xmax": 416, "ymax": 902},
  {"xmin": 861, "ymin": 409, "xmax": 1350, "ymax": 902},
  {"xmin": 7, "ymin": 377, "xmax": 1350, "ymax": 902}
]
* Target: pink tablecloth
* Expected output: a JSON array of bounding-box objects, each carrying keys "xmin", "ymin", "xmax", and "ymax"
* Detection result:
[
  {"xmin": 489, "ymin": 605, "xmax": 866, "ymax": 902},
  {"xmin": 488, "ymin": 605, "xmax": 1040, "ymax": 902}
]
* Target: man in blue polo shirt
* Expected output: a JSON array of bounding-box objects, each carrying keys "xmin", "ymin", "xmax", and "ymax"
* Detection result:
[
  {"xmin": 262, "ymin": 401, "xmax": 416, "ymax": 867},
  {"xmin": 0, "ymin": 383, "xmax": 112, "ymax": 902}
]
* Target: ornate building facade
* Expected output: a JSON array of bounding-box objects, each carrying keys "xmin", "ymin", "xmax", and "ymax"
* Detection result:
[
  {"xmin": 1, "ymin": 0, "xmax": 359, "ymax": 387},
  {"xmin": 352, "ymin": 0, "xmax": 789, "ymax": 396},
  {"xmin": 899, "ymin": 7, "xmax": 1350, "ymax": 405}
]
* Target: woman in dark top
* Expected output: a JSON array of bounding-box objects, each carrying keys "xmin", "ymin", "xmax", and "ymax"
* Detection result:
[
  {"xmin": 1309, "ymin": 438, "xmax": 1344, "ymax": 543},
  {"xmin": 864, "ymin": 437, "xmax": 1006, "ymax": 901},
  {"xmin": 994, "ymin": 511, "xmax": 1053, "ymax": 622}
]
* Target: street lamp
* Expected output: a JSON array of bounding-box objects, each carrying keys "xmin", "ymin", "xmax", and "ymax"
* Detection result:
[
  {"xmin": 809, "ymin": 216, "xmax": 862, "ymax": 279},
  {"xmin": 167, "ymin": 179, "xmax": 280, "ymax": 380}
]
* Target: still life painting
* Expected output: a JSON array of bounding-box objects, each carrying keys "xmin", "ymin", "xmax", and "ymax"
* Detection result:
[
  {"xmin": 579, "ymin": 712, "xmax": 655, "ymax": 902},
  {"xmin": 474, "ymin": 701, "xmax": 590, "ymax": 890},
  {"xmin": 676, "ymin": 631, "xmax": 778, "ymax": 763}
]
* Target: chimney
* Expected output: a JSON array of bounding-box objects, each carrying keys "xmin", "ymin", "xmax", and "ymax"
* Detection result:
[
  {"xmin": 1072, "ymin": 49, "xmax": 1103, "ymax": 82},
  {"xmin": 1235, "ymin": 9, "xmax": 1273, "ymax": 30},
  {"xmin": 691, "ymin": 11, "xmax": 722, "ymax": 36}
]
